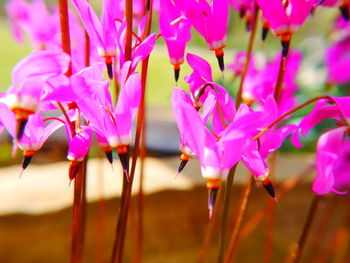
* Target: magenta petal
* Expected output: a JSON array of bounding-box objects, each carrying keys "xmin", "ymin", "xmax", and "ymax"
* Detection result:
[
  {"xmin": 256, "ymin": 0, "xmax": 288, "ymax": 34},
  {"xmin": 12, "ymin": 50, "xmax": 70, "ymax": 85},
  {"xmin": 71, "ymin": 0, "xmax": 105, "ymax": 54},
  {"xmin": 313, "ymin": 127, "xmax": 346, "ymax": 195},
  {"xmin": 241, "ymin": 139, "xmax": 269, "ymax": 180},
  {"xmin": 132, "ymin": 33, "xmax": 157, "ymax": 69},
  {"xmin": 0, "ymin": 103, "xmax": 16, "ymax": 137},
  {"xmin": 289, "ymin": 0, "xmax": 317, "ymax": 30},
  {"xmin": 186, "ymin": 53, "xmax": 213, "ymax": 82},
  {"xmin": 67, "ymin": 127, "xmax": 92, "ymax": 161}
]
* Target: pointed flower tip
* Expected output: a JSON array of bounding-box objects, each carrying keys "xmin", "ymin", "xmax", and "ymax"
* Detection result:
[
  {"xmin": 262, "ymin": 179, "xmax": 276, "ymax": 198},
  {"xmin": 339, "ymin": 5, "xmax": 350, "ymax": 21},
  {"xmin": 19, "ymin": 168, "xmax": 25, "ymax": 178},
  {"xmin": 22, "ymin": 154, "xmax": 33, "ymax": 170},
  {"xmin": 215, "ymin": 49, "xmax": 225, "ymax": 73},
  {"xmin": 117, "ymin": 146, "xmax": 130, "ymax": 179},
  {"xmin": 106, "ymin": 62, "xmax": 113, "ymax": 80},
  {"xmin": 177, "ymin": 156, "xmax": 189, "ymax": 174},
  {"xmin": 280, "ymin": 36, "xmax": 291, "ymax": 58},
  {"xmin": 104, "ymin": 150, "xmax": 113, "ymax": 165},
  {"xmin": 174, "ymin": 66, "xmax": 180, "ymax": 84},
  {"xmin": 262, "ymin": 28, "xmax": 269, "ymax": 41},
  {"xmin": 208, "ymin": 207, "xmax": 213, "ymax": 220},
  {"xmin": 207, "ymin": 185, "xmax": 219, "ymax": 220}
]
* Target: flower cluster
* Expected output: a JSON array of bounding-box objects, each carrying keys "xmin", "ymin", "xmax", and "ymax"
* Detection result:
[{"xmin": 2, "ymin": 0, "xmax": 350, "ymax": 219}]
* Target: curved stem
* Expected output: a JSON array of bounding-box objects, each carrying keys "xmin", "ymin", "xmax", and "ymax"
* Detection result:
[
  {"xmin": 218, "ymin": 164, "xmax": 238, "ymax": 263},
  {"xmin": 287, "ymin": 195, "xmax": 321, "ymax": 263},
  {"xmin": 235, "ymin": 4, "xmax": 259, "ymax": 108},
  {"xmin": 57, "ymin": 102, "xmax": 75, "ymax": 137},
  {"xmin": 274, "ymin": 53, "xmax": 288, "ymax": 102},
  {"xmin": 224, "ymin": 176, "xmax": 254, "ymax": 263},
  {"xmin": 253, "ymin": 95, "xmax": 336, "ymax": 141}
]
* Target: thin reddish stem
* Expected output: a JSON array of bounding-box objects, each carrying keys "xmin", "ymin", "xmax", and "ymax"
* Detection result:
[
  {"xmin": 71, "ymin": 162, "xmax": 84, "ymax": 263},
  {"xmin": 287, "ymin": 195, "xmax": 321, "ymax": 263},
  {"xmin": 111, "ymin": 2, "xmax": 153, "ymax": 262},
  {"xmin": 274, "ymin": 54, "xmax": 288, "ymax": 101},
  {"xmin": 124, "ymin": 0, "xmax": 133, "ymax": 61},
  {"xmin": 44, "ymin": 117, "xmax": 66, "ymax": 125},
  {"xmin": 253, "ymin": 95, "xmax": 338, "ymax": 141},
  {"xmin": 235, "ymin": 4, "xmax": 259, "ymax": 108},
  {"xmin": 58, "ymin": 0, "xmax": 72, "ymax": 76},
  {"xmin": 218, "ymin": 6, "xmax": 259, "ymax": 262},
  {"xmin": 224, "ymin": 176, "xmax": 254, "ymax": 263},
  {"xmin": 198, "ymin": 184, "xmax": 224, "ymax": 263}
]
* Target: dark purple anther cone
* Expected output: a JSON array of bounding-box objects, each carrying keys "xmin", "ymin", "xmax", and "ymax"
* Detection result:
[
  {"xmin": 174, "ymin": 68, "xmax": 180, "ymax": 83},
  {"xmin": 177, "ymin": 159, "xmax": 188, "ymax": 174},
  {"xmin": 208, "ymin": 187, "xmax": 218, "ymax": 219},
  {"xmin": 281, "ymin": 40, "xmax": 290, "ymax": 58},
  {"xmin": 216, "ymin": 54, "xmax": 225, "ymax": 73},
  {"xmin": 262, "ymin": 27, "xmax": 269, "ymax": 41},
  {"xmin": 239, "ymin": 8, "xmax": 246, "ymax": 19},
  {"xmin": 106, "ymin": 62, "xmax": 113, "ymax": 80},
  {"xmin": 16, "ymin": 119, "xmax": 28, "ymax": 140},
  {"xmin": 339, "ymin": 6, "xmax": 350, "ymax": 21},
  {"xmin": 105, "ymin": 150, "xmax": 113, "ymax": 165},
  {"xmin": 262, "ymin": 180, "xmax": 276, "ymax": 198},
  {"xmin": 118, "ymin": 146, "xmax": 130, "ymax": 176},
  {"xmin": 245, "ymin": 21, "xmax": 251, "ymax": 32},
  {"xmin": 22, "ymin": 155, "xmax": 33, "ymax": 170}
]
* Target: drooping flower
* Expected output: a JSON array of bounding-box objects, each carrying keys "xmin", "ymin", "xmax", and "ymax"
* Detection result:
[
  {"xmin": 241, "ymin": 50, "xmax": 302, "ymax": 110},
  {"xmin": 183, "ymin": 0, "xmax": 230, "ymax": 71},
  {"xmin": 325, "ymin": 36, "xmax": 350, "ymax": 85},
  {"xmin": 71, "ymin": 0, "xmax": 121, "ymax": 79},
  {"xmin": 2, "ymin": 50, "xmax": 70, "ymax": 139},
  {"xmin": 6, "ymin": 0, "xmax": 60, "ymax": 49},
  {"xmin": 171, "ymin": 87, "xmax": 286, "ymax": 214},
  {"xmin": 0, "ymin": 103, "xmax": 66, "ymax": 173},
  {"xmin": 171, "ymin": 87, "xmax": 258, "ymax": 216},
  {"xmin": 66, "ymin": 126, "xmax": 92, "ymax": 180},
  {"xmin": 256, "ymin": 0, "xmax": 317, "ymax": 56},
  {"xmin": 291, "ymin": 96, "xmax": 350, "ymax": 195},
  {"xmin": 159, "ymin": 0, "xmax": 191, "ymax": 82}
]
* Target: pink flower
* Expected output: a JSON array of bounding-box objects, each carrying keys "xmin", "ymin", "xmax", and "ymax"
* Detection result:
[
  {"xmin": 183, "ymin": 0, "xmax": 230, "ymax": 71},
  {"xmin": 159, "ymin": 0, "xmax": 191, "ymax": 82},
  {"xmin": 2, "ymin": 50, "xmax": 70, "ymax": 139},
  {"xmin": 241, "ymin": 50, "xmax": 302, "ymax": 110},
  {"xmin": 257, "ymin": 0, "xmax": 316, "ymax": 36},
  {"xmin": 291, "ymin": 96, "xmax": 350, "ymax": 194},
  {"xmin": 6, "ymin": 0, "xmax": 60, "ymax": 49},
  {"xmin": 71, "ymin": 0, "xmax": 120, "ymax": 78},
  {"xmin": 67, "ymin": 126, "xmax": 92, "ymax": 180},
  {"xmin": 326, "ymin": 37, "xmax": 350, "ymax": 85},
  {"xmin": 313, "ymin": 127, "xmax": 348, "ymax": 195}
]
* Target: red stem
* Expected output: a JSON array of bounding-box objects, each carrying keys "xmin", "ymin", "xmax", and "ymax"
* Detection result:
[
  {"xmin": 58, "ymin": 0, "xmax": 72, "ymax": 76},
  {"xmin": 224, "ymin": 176, "xmax": 254, "ymax": 263},
  {"xmin": 235, "ymin": 4, "xmax": 259, "ymax": 108}
]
